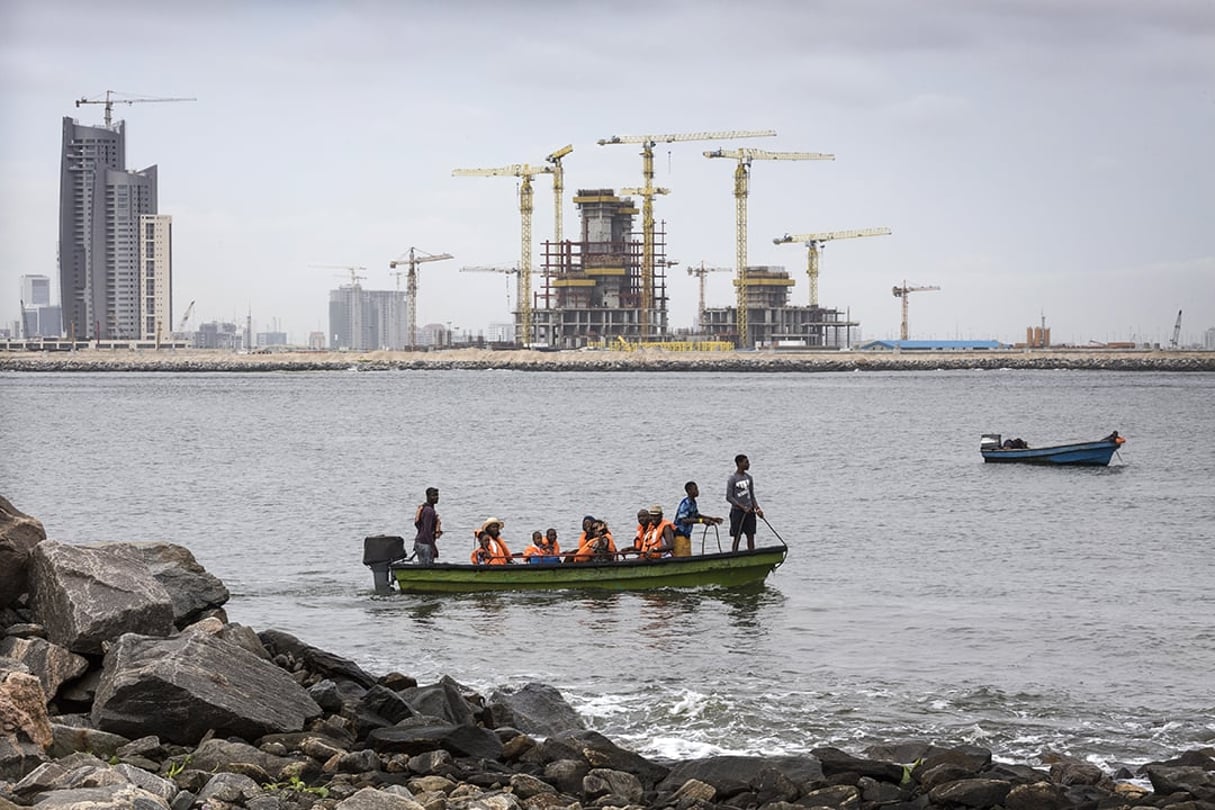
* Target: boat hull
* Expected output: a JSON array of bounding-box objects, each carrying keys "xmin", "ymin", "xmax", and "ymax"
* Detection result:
[
  {"xmin": 389, "ymin": 545, "xmax": 787, "ymax": 593},
  {"xmin": 981, "ymin": 440, "xmax": 1121, "ymax": 466}
]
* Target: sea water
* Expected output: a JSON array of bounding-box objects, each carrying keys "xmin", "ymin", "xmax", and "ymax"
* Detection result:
[{"xmin": 2, "ymin": 368, "xmax": 1212, "ymax": 768}]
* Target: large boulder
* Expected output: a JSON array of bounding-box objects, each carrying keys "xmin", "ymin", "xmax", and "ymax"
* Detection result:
[
  {"xmin": 0, "ymin": 496, "xmax": 46, "ymax": 607},
  {"xmin": 28, "ymin": 541, "xmax": 175, "ymax": 654},
  {"xmin": 0, "ymin": 668, "xmax": 52, "ymax": 779},
  {"xmin": 259, "ymin": 628, "xmax": 378, "ymax": 688},
  {"xmin": 101, "ymin": 542, "xmax": 229, "ymax": 627},
  {"xmin": 0, "ymin": 637, "xmax": 89, "ymax": 702},
  {"xmin": 92, "ymin": 629, "xmax": 322, "ymax": 745},
  {"xmin": 657, "ymin": 754, "xmax": 822, "ymax": 793},
  {"xmin": 487, "ymin": 682, "xmax": 586, "ymax": 737}
]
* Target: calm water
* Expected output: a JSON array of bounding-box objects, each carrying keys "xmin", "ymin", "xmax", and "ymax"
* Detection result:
[{"xmin": 2, "ymin": 368, "xmax": 1213, "ymax": 768}]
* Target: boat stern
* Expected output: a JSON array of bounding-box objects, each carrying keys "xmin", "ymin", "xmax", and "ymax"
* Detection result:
[{"xmin": 363, "ymin": 534, "xmax": 406, "ymax": 593}]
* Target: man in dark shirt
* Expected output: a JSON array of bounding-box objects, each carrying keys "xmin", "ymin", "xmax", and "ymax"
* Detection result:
[
  {"xmin": 413, "ymin": 487, "xmax": 442, "ymax": 566},
  {"xmin": 726, "ymin": 455, "xmax": 763, "ymax": 552}
]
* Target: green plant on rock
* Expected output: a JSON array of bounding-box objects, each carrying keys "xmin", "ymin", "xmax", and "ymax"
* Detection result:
[{"xmin": 264, "ymin": 775, "xmax": 328, "ymax": 798}]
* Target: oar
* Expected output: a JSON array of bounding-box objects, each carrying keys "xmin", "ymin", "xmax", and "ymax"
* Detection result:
[{"xmin": 759, "ymin": 514, "xmax": 789, "ymax": 550}]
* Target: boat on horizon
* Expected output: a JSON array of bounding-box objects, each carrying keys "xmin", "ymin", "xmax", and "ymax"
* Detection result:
[
  {"xmin": 980, "ymin": 431, "xmax": 1126, "ymax": 466},
  {"xmin": 362, "ymin": 534, "xmax": 787, "ymax": 594}
]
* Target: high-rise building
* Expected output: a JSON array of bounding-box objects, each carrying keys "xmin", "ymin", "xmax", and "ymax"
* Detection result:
[
  {"xmin": 20, "ymin": 275, "xmax": 51, "ymax": 307},
  {"xmin": 17, "ymin": 275, "xmax": 62, "ymax": 338},
  {"xmin": 58, "ymin": 117, "xmax": 166, "ymax": 340},
  {"xmin": 328, "ymin": 286, "xmax": 407, "ymax": 350},
  {"xmin": 139, "ymin": 214, "xmax": 173, "ymax": 340}
]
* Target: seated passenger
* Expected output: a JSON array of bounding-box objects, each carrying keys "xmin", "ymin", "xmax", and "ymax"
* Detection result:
[
  {"xmin": 622, "ymin": 508, "xmax": 653, "ymax": 556},
  {"xmin": 569, "ymin": 519, "xmax": 617, "ymax": 563},
  {"xmin": 470, "ymin": 517, "xmax": 512, "ymax": 565},
  {"xmin": 523, "ymin": 528, "xmax": 561, "ymax": 564},
  {"xmin": 640, "ymin": 504, "xmax": 675, "ymax": 559}
]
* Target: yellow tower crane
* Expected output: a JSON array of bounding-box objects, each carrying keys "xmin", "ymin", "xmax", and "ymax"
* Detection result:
[
  {"xmin": 75, "ymin": 90, "xmax": 197, "ymax": 127},
  {"xmin": 703, "ymin": 147, "xmax": 834, "ymax": 346},
  {"xmin": 453, "ymin": 163, "xmax": 554, "ymax": 346},
  {"xmin": 686, "ymin": 262, "xmax": 732, "ymax": 330},
  {"xmin": 544, "ymin": 145, "xmax": 573, "ymax": 247},
  {"xmin": 389, "ymin": 248, "xmax": 453, "ymax": 349},
  {"xmin": 598, "ymin": 130, "xmax": 776, "ymax": 341},
  {"xmin": 892, "ymin": 281, "xmax": 940, "ymax": 341},
  {"xmin": 773, "ymin": 227, "xmax": 892, "ymax": 307}
]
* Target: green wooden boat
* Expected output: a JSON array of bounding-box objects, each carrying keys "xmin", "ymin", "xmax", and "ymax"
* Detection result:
[{"xmin": 363, "ymin": 535, "xmax": 787, "ymax": 594}]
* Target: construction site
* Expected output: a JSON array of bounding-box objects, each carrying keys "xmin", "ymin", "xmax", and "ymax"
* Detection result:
[{"xmin": 439, "ymin": 131, "xmax": 896, "ymax": 352}]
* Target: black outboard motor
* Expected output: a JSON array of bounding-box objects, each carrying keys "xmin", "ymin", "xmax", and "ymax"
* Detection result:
[{"xmin": 363, "ymin": 535, "xmax": 405, "ymax": 593}]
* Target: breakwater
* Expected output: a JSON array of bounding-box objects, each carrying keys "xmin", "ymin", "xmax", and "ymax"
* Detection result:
[{"xmin": 2, "ymin": 347, "xmax": 1213, "ymax": 373}]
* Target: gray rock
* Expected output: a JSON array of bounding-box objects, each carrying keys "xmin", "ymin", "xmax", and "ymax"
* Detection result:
[
  {"xmin": 552, "ymin": 729, "xmax": 668, "ymax": 787},
  {"xmin": 10, "ymin": 760, "xmax": 68, "ymax": 800},
  {"xmin": 927, "ymin": 777, "xmax": 1012, "ymax": 807},
  {"xmin": 28, "ymin": 540, "xmax": 175, "ymax": 654},
  {"xmin": 48, "ymin": 724, "xmax": 129, "ymax": 759},
  {"xmin": 59, "ymin": 669, "xmax": 102, "ymax": 705},
  {"xmin": 0, "ymin": 496, "xmax": 45, "ymax": 609},
  {"xmin": 111, "ymin": 763, "xmax": 179, "ymax": 801},
  {"xmin": 508, "ymin": 772, "xmax": 555, "ymax": 799},
  {"xmin": 335, "ymin": 786, "xmax": 424, "ymax": 809},
  {"xmin": 91, "ymin": 630, "xmax": 322, "ymax": 745},
  {"xmin": 657, "ymin": 755, "xmax": 823, "ymax": 793},
  {"xmin": 170, "ymin": 737, "xmax": 306, "ymax": 783},
  {"xmin": 486, "ymin": 683, "xmax": 585, "ymax": 738},
  {"xmin": 308, "ymin": 678, "xmax": 344, "ymax": 713},
  {"xmin": 397, "ymin": 677, "xmax": 478, "ymax": 728},
  {"xmin": 1005, "ymin": 780, "xmax": 1069, "ymax": 810},
  {"xmin": 25, "ymin": 784, "xmax": 171, "ymax": 809},
  {"xmin": 1145, "ymin": 763, "xmax": 1215, "ymax": 798},
  {"xmin": 195, "ymin": 771, "xmax": 262, "ymax": 804},
  {"xmin": 583, "ymin": 767, "xmax": 643, "ymax": 803},
  {"xmin": 811, "ymin": 745, "xmax": 904, "ymax": 782},
  {"xmin": 0, "ymin": 669, "xmax": 51, "ymax": 780},
  {"xmin": 258, "ymin": 629, "xmax": 378, "ymax": 688},
  {"xmin": 100, "ymin": 542, "xmax": 229, "ymax": 627},
  {"xmin": 215, "ymin": 622, "xmax": 272, "ymax": 660},
  {"xmin": 365, "ymin": 724, "xmax": 503, "ymax": 761},
  {"xmin": 0, "ymin": 637, "xmax": 88, "ymax": 702},
  {"xmin": 3, "ymin": 623, "xmax": 46, "ymax": 639}
]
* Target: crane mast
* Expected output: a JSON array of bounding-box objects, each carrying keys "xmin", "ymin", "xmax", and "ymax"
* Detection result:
[
  {"xmin": 545, "ymin": 145, "xmax": 573, "ymax": 250},
  {"xmin": 1170, "ymin": 309, "xmax": 1183, "ymax": 349},
  {"xmin": 598, "ymin": 129, "xmax": 775, "ymax": 342},
  {"xmin": 774, "ymin": 227, "xmax": 892, "ymax": 307},
  {"xmin": 704, "ymin": 148, "xmax": 834, "ymax": 346},
  {"xmin": 686, "ymin": 263, "xmax": 732, "ymax": 330},
  {"xmin": 892, "ymin": 281, "xmax": 940, "ymax": 341},
  {"xmin": 390, "ymin": 248, "xmax": 453, "ymax": 349},
  {"xmin": 75, "ymin": 90, "xmax": 196, "ymax": 127},
  {"xmin": 453, "ymin": 163, "xmax": 554, "ymax": 346}
]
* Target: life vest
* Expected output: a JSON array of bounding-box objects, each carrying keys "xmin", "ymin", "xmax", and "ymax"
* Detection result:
[
  {"xmin": 572, "ymin": 530, "xmax": 616, "ymax": 562},
  {"xmin": 642, "ymin": 519, "xmax": 675, "ymax": 558},
  {"xmin": 523, "ymin": 539, "xmax": 560, "ymax": 564},
  {"xmin": 470, "ymin": 535, "xmax": 512, "ymax": 565}
]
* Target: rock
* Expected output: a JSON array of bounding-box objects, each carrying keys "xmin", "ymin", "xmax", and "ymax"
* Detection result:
[
  {"xmin": 486, "ymin": 683, "xmax": 586, "ymax": 737},
  {"xmin": 186, "ymin": 738, "xmax": 307, "ymax": 783},
  {"xmin": 812, "ymin": 745, "xmax": 904, "ymax": 783},
  {"xmin": 195, "ymin": 771, "xmax": 262, "ymax": 804},
  {"xmin": 309, "ymin": 678, "xmax": 344, "ymax": 713},
  {"xmin": 100, "ymin": 542, "xmax": 229, "ymax": 627},
  {"xmin": 398, "ymin": 677, "xmax": 479, "ymax": 728},
  {"xmin": 552, "ymin": 729, "xmax": 669, "ymax": 787},
  {"xmin": 366, "ymin": 723, "xmax": 503, "ymax": 760},
  {"xmin": 353, "ymin": 685, "xmax": 419, "ymax": 737},
  {"xmin": 1145, "ymin": 764, "xmax": 1215, "ymax": 798},
  {"xmin": 583, "ymin": 767, "xmax": 643, "ymax": 803},
  {"xmin": 658, "ymin": 754, "xmax": 823, "ymax": 793},
  {"xmin": 0, "ymin": 496, "xmax": 46, "ymax": 608},
  {"xmin": 0, "ymin": 637, "xmax": 88, "ymax": 701},
  {"xmin": 336, "ymin": 786, "xmax": 426, "ymax": 809},
  {"xmin": 1048, "ymin": 754, "xmax": 1108, "ymax": 786},
  {"xmin": 927, "ymin": 777, "xmax": 1013, "ymax": 807},
  {"xmin": 22, "ymin": 784, "xmax": 171, "ymax": 809},
  {"xmin": 258, "ymin": 629, "xmax": 378, "ymax": 688},
  {"xmin": 28, "ymin": 540, "xmax": 175, "ymax": 654},
  {"xmin": 0, "ymin": 669, "xmax": 51, "ymax": 779},
  {"xmin": 3, "ymin": 623, "xmax": 46, "ymax": 640},
  {"xmin": 91, "ymin": 630, "xmax": 322, "ymax": 745},
  {"xmin": 1005, "ymin": 780, "xmax": 1069, "ymax": 810},
  {"xmin": 49, "ymin": 724, "xmax": 130, "ymax": 759}
]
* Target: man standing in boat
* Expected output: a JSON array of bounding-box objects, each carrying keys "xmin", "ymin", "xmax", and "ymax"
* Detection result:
[
  {"xmin": 674, "ymin": 481, "xmax": 723, "ymax": 548},
  {"xmin": 413, "ymin": 487, "xmax": 442, "ymax": 566},
  {"xmin": 726, "ymin": 455, "xmax": 763, "ymax": 552}
]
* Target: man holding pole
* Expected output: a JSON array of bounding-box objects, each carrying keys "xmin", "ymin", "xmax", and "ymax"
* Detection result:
[{"xmin": 726, "ymin": 454, "xmax": 763, "ymax": 552}]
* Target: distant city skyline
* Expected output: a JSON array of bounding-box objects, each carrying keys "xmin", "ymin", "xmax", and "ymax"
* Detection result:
[{"xmin": 2, "ymin": 2, "xmax": 1212, "ymax": 347}]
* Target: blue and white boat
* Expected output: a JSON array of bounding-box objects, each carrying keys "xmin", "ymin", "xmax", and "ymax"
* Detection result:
[{"xmin": 980, "ymin": 432, "xmax": 1126, "ymax": 466}]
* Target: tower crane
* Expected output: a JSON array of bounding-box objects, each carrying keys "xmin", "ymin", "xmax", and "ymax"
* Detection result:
[
  {"xmin": 704, "ymin": 147, "xmax": 834, "ymax": 346},
  {"xmin": 389, "ymin": 248, "xmax": 453, "ymax": 349},
  {"xmin": 544, "ymin": 145, "xmax": 573, "ymax": 248},
  {"xmin": 461, "ymin": 265, "xmax": 526, "ymax": 316},
  {"xmin": 773, "ymin": 227, "xmax": 892, "ymax": 307},
  {"xmin": 176, "ymin": 300, "xmax": 196, "ymax": 334},
  {"xmin": 598, "ymin": 129, "xmax": 776, "ymax": 341},
  {"xmin": 311, "ymin": 265, "xmax": 368, "ymax": 286},
  {"xmin": 686, "ymin": 263, "xmax": 732, "ymax": 330},
  {"xmin": 452, "ymin": 163, "xmax": 554, "ymax": 346},
  {"xmin": 75, "ymin": 90, "xmax": 197, "ymax": 127},
  {"xmin": 1169, "ymin": 309, "xmax": 1183, "ymax": 349},
  {"xmin": 892, "ymin": 281, "xmax": 940, "ymax": 341}
]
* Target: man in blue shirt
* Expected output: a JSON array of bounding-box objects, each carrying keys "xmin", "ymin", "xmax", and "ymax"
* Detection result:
[{"xmin": 674, "ymin": 481, "xmax": 722, "ymax": 547}]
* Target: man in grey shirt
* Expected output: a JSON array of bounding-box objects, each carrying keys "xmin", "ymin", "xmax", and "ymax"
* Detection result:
[
  {"xmin": 413, "ymin": 487, "xmax": 442, "ymax": 565},
  {"xmin": 726, "ymin": 454, "xmax": 763, "ymax": 551}
]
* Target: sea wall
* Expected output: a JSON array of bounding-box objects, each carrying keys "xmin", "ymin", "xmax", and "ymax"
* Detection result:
[
  {"xmin": 2, "ymin": 347, "xmax": 1214, "ymax": 373},
  {"xmin": 2, "ymin": 496, "xmax": 1214, "ymax": 809}
]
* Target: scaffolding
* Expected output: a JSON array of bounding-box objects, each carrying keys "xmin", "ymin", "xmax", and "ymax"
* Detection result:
[
  {"xmin": 534, "ymin": 189, "xmax": 669, "ymax": 349},
  {"xmin": 699, "ymin": 265, "xmax": 859, "ymax": 348}
]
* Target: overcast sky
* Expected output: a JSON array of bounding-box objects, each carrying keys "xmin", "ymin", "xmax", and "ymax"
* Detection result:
[{"xmin": 2, "ymin": 0, "xmax": 1212, "ymax": 346}]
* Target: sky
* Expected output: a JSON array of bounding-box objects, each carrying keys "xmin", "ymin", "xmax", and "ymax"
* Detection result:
[{"xmin": 1, "ymin": 0, "xmax": 1212, "ymax": 346}]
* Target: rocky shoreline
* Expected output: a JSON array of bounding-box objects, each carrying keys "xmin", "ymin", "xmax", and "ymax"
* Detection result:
[
  {"xmin": 1, "ymin": 347, "xmax": 1214, "ymax": 373},
  {"xmin": 3, "ymin": 497, "xmax": 1213, "ymax": 810}
]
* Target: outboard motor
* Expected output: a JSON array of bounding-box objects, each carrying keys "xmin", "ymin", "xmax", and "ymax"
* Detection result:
[
  {"xmin": 980, "ymin": 433, "xmax": 1002, "ymax": 451},
  {"xmin": 363, "ymin": 535, "xmax": 406, "ymax": 593}
]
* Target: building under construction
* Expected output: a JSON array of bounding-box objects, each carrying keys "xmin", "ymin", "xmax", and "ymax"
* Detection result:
[{"xmin": 530, "ymin": 188, "xmax": 857, "ymax": 349}]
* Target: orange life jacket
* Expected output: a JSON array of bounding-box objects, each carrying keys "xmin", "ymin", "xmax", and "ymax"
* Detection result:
[
  {"xmin": 641, "ymin": 519, "xmax": 675, "ymax": 559},
  {"xmin": 523, "ymin": 539, "xmax": 560, "ymax": 560},
  {"xmin": 470, "ymin": 534, "xmax": 512, "ymax": 565},
  {"xmin": 572, "ymin": 530, "xmax": 616, "ymax": 563}
]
